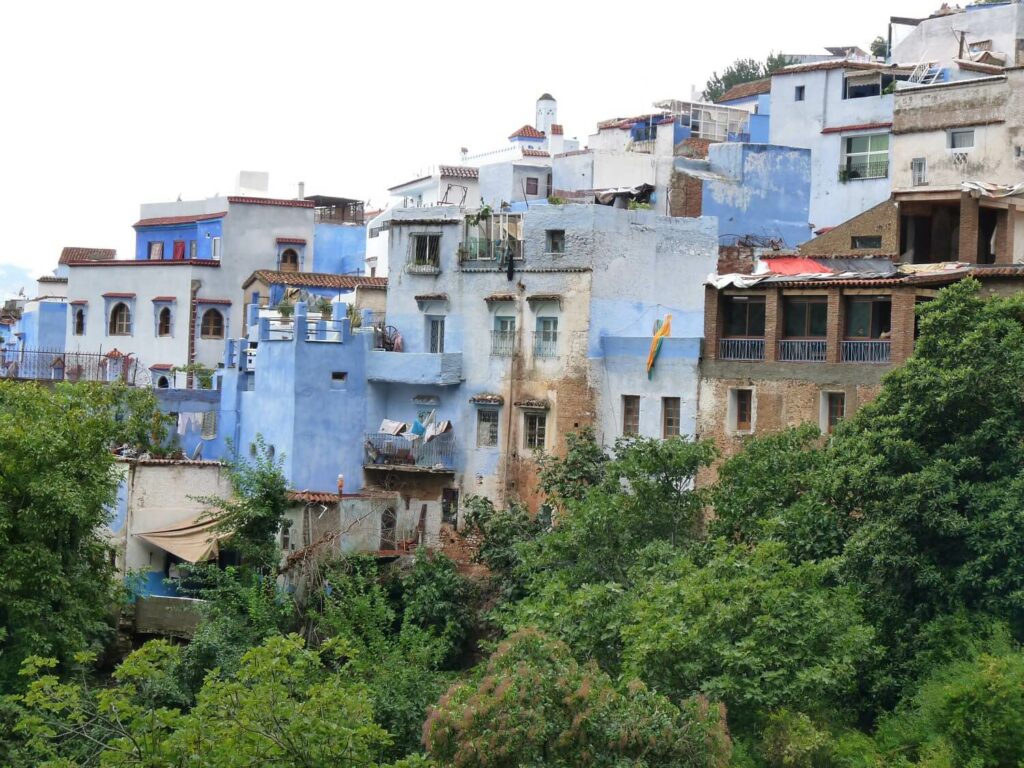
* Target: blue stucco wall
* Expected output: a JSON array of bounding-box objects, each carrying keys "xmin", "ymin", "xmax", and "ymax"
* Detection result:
[
  {"xmin": 312, "ymin": 224, "xmax": 366, "ymax": 274},
  {"xmin": 135, "ymin": 219, "xmax": 223, "ymax": 261},
  {"xmin": 699, "ymin": 143, "xmax": 812, "ymax": 248},
  {"xmin": 17, "ymin": 302, "xmax": 67, "ymax": 350}
]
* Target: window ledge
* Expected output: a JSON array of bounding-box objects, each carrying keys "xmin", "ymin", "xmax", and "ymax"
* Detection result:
[{"xmin": 406, "ymin": 264, "xmax": 441, "ymax": 275}]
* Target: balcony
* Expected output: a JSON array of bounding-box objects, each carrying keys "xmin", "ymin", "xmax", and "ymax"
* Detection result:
[
  {"xmin": 778, "ymin": 339, "xmax": 826, "ymax": 362},
  {"xmin": 491, "ymin": 330, "xmax": 516, "ymax": 356},
  {"xmin": 838, "ymin": 161, "xmax": 889, "ymax": 182},
  {"xmin": 364, "ymin": 432, "xmax": 455, "ymax": 472},
  {"xmin": 1, "ymin": 347, "xmax": 141, "ymax": 384},
  {"xmin": 718, "ymin": 338, "xmax": 765, "ymax": 361},
  {"xmin": 841, "ymin": 340, "xmax": 891, "ymax": 363},
  {"xmin": 367, "ymin": 350, "xmax": 462, "ymax": 385},
  {"xmin": 533, "ymin": 332, "xmax": 558, "ymax": 358}
]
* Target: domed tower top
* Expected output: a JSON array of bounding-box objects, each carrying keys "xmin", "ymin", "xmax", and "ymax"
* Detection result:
[{"xmin": 535, "ymin": 93, "xmax": 557, "ymax": 136}]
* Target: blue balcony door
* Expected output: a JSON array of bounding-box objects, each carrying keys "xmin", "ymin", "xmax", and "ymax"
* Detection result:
[{"xmin": 428, "ymin": 317, "xmax": 445, "ymax": 354}]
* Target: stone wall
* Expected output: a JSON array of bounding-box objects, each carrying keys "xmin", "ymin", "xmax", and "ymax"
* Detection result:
[{"xmin": 799, "ymin": 200, "xmax": 899, "ymax": 257}]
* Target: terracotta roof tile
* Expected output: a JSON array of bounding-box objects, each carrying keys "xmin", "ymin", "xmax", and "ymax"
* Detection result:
[
  {"xmin": 287, "ymin": 490, "xmax": 339, "ymax": 503},
  {"xmin": 69, "ymin": 299, "xmax": 88, "ymax": 305},
  {"xmin": 59, "ymin": 246, "xmax": 116, "ymax": 265},
  {"xmin": 68, "ymin": 259, "xmax": 220, "ymax": 268},
  {"xmin": 521, "ymin": 149, "xmax": 550, "ymax": 157},
  {"xmin": 151, "ymin": 296, "xmax": 177, "ymax": 302},
  {"xmin": 247, "ymin": 270, "xmax": 388, "ymax": 290},
  {"xmin": 550, "ymin": 124, "xmax": 564, "ymax": 135},
  {"xmin": 276, "ymin": 237, "xmax": 307, "ymax": 245},
  {"xmin": 227, "ymin": 196, "xmax": 315, "ymax": 208},
  {"xmin": 438, "ymin": 165, "xmax": 479, "ymax": 179},
  {"xmin": 509, "ymin": 124, "xmax": 545, "ymax": 139},
  {"xmin": 196, "ymin": 298, "xmax": 232, "ymax": 305},
  {"xmin": 149, "ymin": 363, "xmax": 173, "ymax": 371},
  {"xmin": 37, "ymin": 276, "xmax": 68, "ymax": 283},
  {"xmin": 134, "ymin": 211, "xmax": 226, "ymax": 228},
  {"xmin": 717, "ymin": 77, "xmax": 771, "ymax": 103},
  {"xmin": 821, "ymin": 121, "xmax": 892, "ymax": 134},
  {"xmin": 102, "ymin": 292, "xmax": 136, "ymax": 298}
]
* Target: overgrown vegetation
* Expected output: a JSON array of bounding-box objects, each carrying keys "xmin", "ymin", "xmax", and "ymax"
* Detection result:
[
  {"xmin": 702, "ymin": 52, "xmax": 797, "ymax": 102},
  {"xmin": 6, "ymin": 279, "xmax": 1024, "ymax": 767}
]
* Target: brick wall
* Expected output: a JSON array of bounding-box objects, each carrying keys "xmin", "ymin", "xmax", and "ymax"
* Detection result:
[
  {"xmin": 677, "ymin": 138, "xmax": 713, "ymax": 159},
  {"xmin": 669, "ymin": 170, "xmax": 704, "ymax": 218},
  {"xmin": 798, "ymin": 199, "xmax": 899, "ymax": 257},
  {"xmin": 717, "ymin": 246, "xmax": 757, "ymax": 275}
]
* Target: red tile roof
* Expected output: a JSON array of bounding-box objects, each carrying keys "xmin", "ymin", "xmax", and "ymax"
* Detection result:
[
  {"xmin": 102, "ymin": 292, "xmax": 136, "ymax": 298},
  {"xmin": 717, "ymin": 77, "xmax": 772, "ymax": 103},
  {"xmin": 68, "ymin": 259, "xmax": 220, "ymax": 268},
  {"xmin": 151, "ymin": 296, "xmax": 177, "ymax": 302},
  {"xmin": 134, "ymin": 211, "xmax": 226, "ymax": 228},
  {"xmin": 550, "ymin": 124, "xmax": 564, "ymax": 135},
  {"xmin": 509, "ymin": 124, "xmax": 545, "ymax": 139},
  {"xmin": 59, "ymin": 246, "xmax": 116, "ymax": 265},
  {"xmin": 760, "ymin": 257, "xmax": 833, "ymax": 275},
  {"xmin": 246, "ymin": 270, "xmax": 388, "ymax": 290},
  {"xmin": 521, "ymin": 149, "xmax": 550, "ymax": 157},
  {"xmin": 196, "ymin": 298, "xmax": 232, "ymax": 305},
  {"xmin": 227, "ymin": 196, "xmax": 315, "ymax": 208},
  {"xmin": 69, "ymin": 299, "xmax": 88, "ymax": 305},
  {"xmin": 276, "ymin": 237, "xmax": 307, "ymax": 245},
  {"xmin": 438, "ymin": 165, "xmax": 479, "ymax": 179},
  {"xmin": 37, "ymin": 275, "xmax": 68, "ymax": 283},
  {"xmin": 287, "ymin": 490, "xmax": 339, "ymax": 503},
  {"xmin": 597, "ymin": 112, "xmax": 671, "ymax": 131},
  {"xmin": 149, "ymin": 363, "xmax": 173, "ymax": 371},
  {"xmin": 773, "ymin": 60, "xmax": 888, "ymax": 75},
  {"xmin": 821, "ymin": 121, "xmax": 893, "ymax": 134}
]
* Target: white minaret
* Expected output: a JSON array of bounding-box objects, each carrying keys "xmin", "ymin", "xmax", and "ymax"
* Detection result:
[{"xmin": 535, "ymin": 93, "xmax": 557, "ymax": 136}]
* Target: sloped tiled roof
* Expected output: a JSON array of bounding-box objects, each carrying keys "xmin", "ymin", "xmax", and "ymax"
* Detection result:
[
  {"xmin": 59, "ymin": 246, "xmax": 116, "ymax": 265},
  {"xmin": 246, "ymin": 270, "xmax": 388, "ymax": 290},
  {"xmin": 438, "ymin": 165, "xmax": 479, "ymax": 179},
  {"xmin": 550, "ymin": 124, "xmax": 564, "ymax": 135},
  {"xmin": 276, "ymin": 237, "xmax": 307, "ymax": 245},
  {"xmin": 227, "ymin": 196, "xmax": 315, "ymax": 208},
  {"xmin": 287, "ymin": 490, "xmax": 339, "ymax": 503},
  {"xmin": 821, "ymin": 121, "xmax": 892, "ymax": 134},
  {"xmin": 134, "ymin": 211, "xmax": 226, "ymax": 228},
  {"xmin": 717, "ymin": 78, "xmax": 771, "ymax": 103},
  {"xmin": 773, "ymin": 60, "xmax": 888, "ymax": 75},
  {"xmin": 521, "ymin": 149, "xmax": 550, "ymax": 157},
  {"xmin": 509, "ymin": 124, "xmax": 545, "ymax": 139},
  {"xmin": 37, "ymin": 275, "xmax": 68, "ymax": 284}
]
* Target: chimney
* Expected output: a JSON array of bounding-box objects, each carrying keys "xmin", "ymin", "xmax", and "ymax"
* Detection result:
[{"xmin": 298, "ymin": 181, "xmax": 305, "ymax": 199}]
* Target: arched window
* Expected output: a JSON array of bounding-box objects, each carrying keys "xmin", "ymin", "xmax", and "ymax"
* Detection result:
[
  {"xmin": 73, "ymin": 309, "xmax": 84, "ymax": 336},
  {"xmin": 109, "ymin": 303, "xmax": 131, "ymax": 336},
  {"xmin": 280, "ymin": 249, "xmax": 299, "ymax": 272},
  {"xmin": 157, "ymin": 307, "xmax": 172, "ymax": 337},
  {"xmin": 200, "ymin": 308, "xmax": 224, "ymax": 339},
  {"xmin": 157, "ymin": 375, "xmax": 169, "ymax": 389}
]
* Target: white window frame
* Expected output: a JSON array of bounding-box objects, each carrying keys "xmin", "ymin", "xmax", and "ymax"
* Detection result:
[
  {"xmin": 911, "ymin": 157, "xmax": 928, "ymax": 187},
  {"xmin": 211, "ymin": 236, "xmax": 222, "ymax": 261},
  {"xmin": 948, "ymin": 128, "xmax": 975, "ymax": 150},
  {"xmin": 728, "ymin": 388, "xmax": 755, "ymax": 435},
  {"xmin": 428, "ymin": 316, "xmax": 445, "ymax": 353},
  {"xmin": 476, "ymin": 408, "xmax": 499, "ymax": 448},
  {"xmin": 523, "ymin": 411, "xmax": 547, "ymax": 450},
  {"xmin": 819, "ymin": 391, "xmax": 846, "ymax": 434},
  {"xmin": 841, "ymin": 133, "xmax": 889, "ymax": 180}
]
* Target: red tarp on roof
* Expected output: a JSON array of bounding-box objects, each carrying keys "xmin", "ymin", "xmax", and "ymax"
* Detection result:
[{"xmin": 762, "ymin": 257, "xmax": 833, "ymax": 275}]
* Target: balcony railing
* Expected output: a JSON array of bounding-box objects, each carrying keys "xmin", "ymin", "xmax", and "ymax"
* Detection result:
[
  {"xmin": 491, "ymin": 330, "xmax": 516, "ymax": 356},
  {"xmin": 533, "ymin": 333, "xmax": 558, "ymax": 358},
  {"xmin": 363, "ymin": 432, "xmax": 455, "ymax": 471},
  {"xmin": 838, "ymin": 161, "xmax": 889, "ymax": 181},
  {"xmin": 719, "ymin": 338, "xmax": 765, "ymax": 361},
  {"xmin": 778, "ymin": 339, "xmax": 827, "ymax": 362},
  {"xmin": 1, "ymin": 347, "xmax": 140, "ymax": 384},
  {"xmin": 841, "ymin": 339, "xmax": 891, "ymax": 363}
]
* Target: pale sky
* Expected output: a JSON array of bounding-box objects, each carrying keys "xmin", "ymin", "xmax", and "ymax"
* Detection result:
[{"xmin": 0, "ymin": 0, "xmax": 941, "ymax": 298}]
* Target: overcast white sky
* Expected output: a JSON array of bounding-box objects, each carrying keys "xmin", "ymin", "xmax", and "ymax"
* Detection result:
[{"xmin": 0, "ymin": 0, "xmax": 941, "ymax": 297}]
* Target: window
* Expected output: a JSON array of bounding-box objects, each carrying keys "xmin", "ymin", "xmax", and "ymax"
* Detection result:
[
  {"xmin": 412, "ymin": 234, "xmax": 441, "ymax": 267},
  {"xmin": 845, "ymin": 297, "xmax": 891, "ymax": 339},
  {"xmin": 783, "ymin": 296, "xmax": 827, "ymax": 337},
  {"xmin": 211, "ymin": 237, "xmax": 221, "ymax": 260},
  {"xmin": 824, "ymin": 392, "xmax": 846, "ymax": 433},
  {"xmin": 535, "ymin": 317, "xmax": 558, "ymax": 357},
  {"xmin": 794, "ymin": 85, "xmax": 805, "ymax": 101},
  {"xmin": 370, "ymin": 266, "xmax": 377, "ymax": 277},
  {"xmin": 911, "ymin": 157, "xmax": 928, "ymax": 186},
  {"xmin": 524, "ymin": 412, "xmax": 547, "ymax": 449},
  {"xmin": 723, "ymin": 296, "xmax": 766, "ymax": 336},
  {"xmin": 546, "ymin": 229, "xmax": 565, "ymax": 254},
  {"xmin": 281, "ymin": 523, "xmax": 294, "ymax": 552},
  {"xmin": 851, "ymin": 235, "xmax": 883, "ymax": 249},
  {"xmin": 949, "ymin": 129, "xmax": 975, "ymax": 149},
  {"xmin": 477, "ymin": 409, "xmax": 499, "ymax": 447},
  {"xmin": 525, "ymin": 177, "xmax": 539, "ymax": 195},
  {"xmin": 200, "ymin": 309, "xmax": 224, "ymax": 339},
  {"xmin": 732, "ymin": 389, "xmax": 753, "ymax": 432},
  {"xmin": 280, "ymin": 249, "xmax": 299, "ymax": 272},
  {"xmin": 842, "ymin": 134, "xmax": 889, "ymax": 179},
  {"xmin": 157, "ymin": 306, "xmax": 172, "ymax": 336},
  {"xmin": 147, "ymin": 241, "xmax": 163, "ymax": 260},
  {"xmin": 663, "ymin": 397, "xmax": 681, "ymax": 438},
  {"xmin": 189, "ymin": 240, "xmax": 197, "ymax": 259},
  {"xmin": 330, "ymin": 371, "xmax": 347, "ymax": 390},
  {"xmin": 172, "ymin": 240, "xmax": 185, "ymax": 260},
  {"xmin": 156, "ymin": 375, "xmax": 169, "ymax": 389},
  {"xmin": 622, "ymin": 395, "xmax": 640, "ymax": 436},
  {"xmin": 492, "ymin": 316, "xmax": 515, "ymax": 356},
  {"xmin": 73, "ymin": 308, "xmax": 85, "ymax": 336},
  {"xmin": 201, "ymin": 410, "xmax": 218, "ymax": 440},
  {"xmin": 109, "ymin": 302, "xmax": 131, "ymax": 336},
  {"xmin": 428, "ymin": 316, "xmax": 445, "ymax": 353}
]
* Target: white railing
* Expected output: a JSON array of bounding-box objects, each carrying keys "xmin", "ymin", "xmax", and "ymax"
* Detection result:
[
  {"xmin": 841, "ymin": 340, "xmax": 891, "ymax": 363},
  {"xmin": 718, "ymin": 338, "xmax": 765, "ymax": 361},
  {"xmin": 778, "ymin": 339, "xmax": 827, "ymax": 362},
  {"xmin": 491, "ymin": 330, "xmax": 516, "ymax": 356},
  {"xmin": 533, "ymin": 333, "xmax": 558, "ymax": 358}
]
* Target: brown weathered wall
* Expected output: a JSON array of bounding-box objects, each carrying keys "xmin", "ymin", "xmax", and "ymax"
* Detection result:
[
  {"xmin": 799, "ymin": 199, "xmax": 899, "ymax": 257},
  {"xmin": 669, "ymin": 170, "xmax": 705, "ymax": 218}
]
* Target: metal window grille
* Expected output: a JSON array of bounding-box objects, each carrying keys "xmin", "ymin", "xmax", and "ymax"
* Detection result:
[
  {"xmin": 662, "ymin": 397, "xmax": 681, "ymax": 438},
  {"xmin": 476, "ymin": 409, "xmax": 499, "ymax": 447},
  {"xmin": 622, "ymin": 395, "xmax": 640, "ymax": 436},
  {"xmin": 525, "ymin": 413, "xmax": 547, "ymax": 449}
]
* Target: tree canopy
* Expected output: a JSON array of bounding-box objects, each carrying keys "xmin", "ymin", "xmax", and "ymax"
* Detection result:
[{"xmin": 702, "ymin": 52, "xmax": 796, "ymax": 101}]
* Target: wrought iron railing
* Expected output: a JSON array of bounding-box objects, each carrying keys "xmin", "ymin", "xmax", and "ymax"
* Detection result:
[
  {"xmin": 841, "ymin": 340, "xmax": 891, "ymax": 363},
  {"xmin": 363, "ymin": 432, "xmax": 455, "ymax": 470},
  {"xmin": 533, "ymin": 332, "xmax": 558, "ymax": 358},
  {"xmin": 719, "ymin": 338, "xmax": 765, "ymax": 361},
  {"xmin": 838, "ymin": 161, "xmax": 889, "ymax": 181},
  {"xmin": 0, "ymin": 347, "xmax": 140, "ymax": 384},
  {"xmin": 778, "ymin": 339, "xmax": 827, "ymax": 362},
  {"xmin": 491, "ymin": 330, "xmax": 516, "ymax": 356}
]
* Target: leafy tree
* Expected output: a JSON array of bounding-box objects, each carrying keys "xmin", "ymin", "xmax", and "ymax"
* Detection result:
[
  {"xmin": 621, "ymin": 541, "xmax": 878, "ymax": 732},
  {"xmin": 0, "ymin": 382, "xmax": 170, "ymax": 690},
  {"xmin": 870, "ymin": 36, "xmax": 887, "ymax": 58},
  {"xmin": 461, "ymin": 495, "xmax": 542, "ymax": 595},
  {"xmin": 536, "ymin": 426, "xmax": 608, "ymax": 510},
  {"xmin": 424, "ymin": 628, "xmax": 730, "ymax": 768},
  {"xmin": 703, "ymin": 52, "xmax": 796, "ymax": 101},
  {"xmin": 396, "ymin": 550, "xmax": 475, "ymax": 668}
]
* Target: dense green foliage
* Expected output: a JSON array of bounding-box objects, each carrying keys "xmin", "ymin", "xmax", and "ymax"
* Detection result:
[
  {"xmin": 8, "ymin": 279, "xmax": 1024, "ymax": 767},
  {"xmin": 702, "ymin": 52, "xmax": 797, "ymax": 101}
]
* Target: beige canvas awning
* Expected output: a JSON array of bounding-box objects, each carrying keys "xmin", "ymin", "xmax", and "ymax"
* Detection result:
[{"xmin": 135, "ymin": 513, "xmax": 227, "ymax": 563}]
